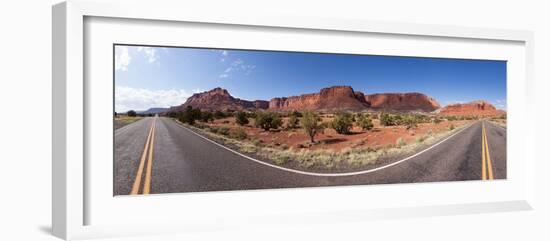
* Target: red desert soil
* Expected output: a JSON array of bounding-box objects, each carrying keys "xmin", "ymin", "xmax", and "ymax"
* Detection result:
[{"xmin": 205, "ymin": 117, "xmax": 472, "ymax": 152}]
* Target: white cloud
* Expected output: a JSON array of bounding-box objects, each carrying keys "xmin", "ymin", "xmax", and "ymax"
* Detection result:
[
  {"xmin": 115, "ymin": 46, "xmax": 131, "ymax": 71},
  {"xmin": 137, "ymin": 47, "xmax": 158, "ymax": 63},
  {"xmin": 231, "ymin": 58, "xmax": 244, "ymax": 67},
  {"xmin": 115, "ymin": 86, "xmax": 198, "ymax": 112},
  {"xmin": 215, "ymin": 54, "xmax": 257, "ymax": 79},
  {"xmin": 446, "ymin": 100, "xmax": 465, "ymax": 105},
  {"xmin": 242, "ymin": 64, "xmax": 256, "ymax": 75},
  {"xmin": 218, "ymin": 58, "xmax": 256, "ymax": 78}
]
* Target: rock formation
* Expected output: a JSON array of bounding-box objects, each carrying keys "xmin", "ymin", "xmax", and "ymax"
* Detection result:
[
  {"xmin": 169, "ymin": 86, "xmax": 445, "ymax": 113},
  {"xmin": 268, "ymin": 86, "xmax": 370, "ymax": 111},
  {"xmin": 438, "ymin": 100, "xmax": 505, "ymax": 117},
  {"xmin": 170, "ymin": 87, "xmax": 268, "ymax": 112},
  {"xmin": 364, "ymin": 93, "xmax": 441, "ymax": 112}
]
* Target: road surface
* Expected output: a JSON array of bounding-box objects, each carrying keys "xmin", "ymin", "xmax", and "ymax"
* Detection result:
[{"xmin": 114, "ymin": 117, "xmax": 506, "ymax": 195}]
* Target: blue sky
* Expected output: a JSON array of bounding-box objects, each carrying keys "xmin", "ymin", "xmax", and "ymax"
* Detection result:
[{"xmin": 114, "ymin": 45, "xmax": 506, "ymax": 112}]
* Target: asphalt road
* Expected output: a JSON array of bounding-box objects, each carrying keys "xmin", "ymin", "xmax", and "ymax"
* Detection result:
[{"xmin": 114, "ymin": 117, "xmax": 506, "ymax": 195}]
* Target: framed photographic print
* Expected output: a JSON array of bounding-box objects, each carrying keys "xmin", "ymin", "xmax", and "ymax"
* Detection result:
[
  {"xmin": 113, "ymin": 44, "xmax": 507, "ymax": 196},
  {"xmin": 53, "ymin": 0, "xmax": 535, "ymax": 240}
]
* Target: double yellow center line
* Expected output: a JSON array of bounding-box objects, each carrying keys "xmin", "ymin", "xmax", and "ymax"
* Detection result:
[
  {"xmin": 481, "ymin": 122, "xmax": 494, "ymax": 180},
  {"xmin": 131, "ymin": 117, "xmax": 157, "ymax": 195}
]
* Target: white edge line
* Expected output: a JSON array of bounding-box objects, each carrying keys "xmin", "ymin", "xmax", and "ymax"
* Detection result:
[
  {"xmin": 174, "ymin": 119, "xmax": 475, "ymax": 177},
  {"xmin": 487, "ymin": 120, "xmax": 507, "ymax": 131}
]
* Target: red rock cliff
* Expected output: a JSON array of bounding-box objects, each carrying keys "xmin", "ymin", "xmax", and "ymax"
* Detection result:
[
  {"xmin": 438, "ymin": 100, "xmax": 505, "ymax": 117},
  {"xmin": 170, "ymin": 86, "xmax": 443, "ymax": 113},
  {"xmin": 364, "ymin": 93, "xmax": 441, "ymax": 112},
  {"xmin": 170, "ymin": 87, "xmax": 268, "ymax": 112},
  {"xmin": 268, "ymin": 86, "xmax": 370, "ymax": 111}
]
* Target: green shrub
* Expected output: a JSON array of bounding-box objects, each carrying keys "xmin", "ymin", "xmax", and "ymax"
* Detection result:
[
  {"xmin": 209, "ymin": 126, "xmax": 219, "ymax": 134},
  {"xmin": 302, "ymin": 111, "xmax": 324, "ymax": 143},
  {"xmin": 416, "ymin": 135, "xmax": 427, "ymax": 143},
  {"xmin": 127, "ymin": 110, "xmax": 137, "ymax": 117},
  {"xmin": 403, "ymin": 114, "xmax": 418, "ymax": 130},
  {"xmin": 331, "ymin": 112, "xmax": 353, "ymax": 134},
  {"xmin": 213, "ymin": 110, "xmax": 227, "ymax": 119},
  {"xmin": 356, "ymin": 114, "xmax": 374, "ymax": 131},
  {"xmin": 167, "ymin": 111, "xmax": 178, "ymax": 118},
  {"xmin": 396, "ymin": 138, "xmax": 406, "ymax": 147},
  {"xmin": 246, "ymin": 111, "xmax": 257, "ymax": 119},
  {"xmin": 194, "ymin": 123, "xmax": 208, "ymax": 129},
  {"xmin": 178, "ymin": 106, "xmax": 202, "ymax": 125},
  {"xmin": 380, "ymin": 112, "xmax": 396, "ymax": 126},
  {"xmin": 251, "ymin": 139, "xmax": 263, "ymax": 147},
  {"xmin": 219, "ymin": 127, "xmax": 230, "ymax": 136},
  {"xmin": 446, "ymin": 116, "xmax": 459, "ymax": 121},
  {"xmin": 229, "ymin": 127, "xmax": 247, "ymax": 140},
  {"xmin": 433, "ymin": 117, "xmax": 442, "ymax": 124},
  {"xmin": 200, "ymin": 111, "xmax": 214, "ymax": 122},
  {"xmin": 414, "ymin": 114, "xmax": 431, "ymax": 124},
  {"xmin": 291, "ymin": 110, "xmax": 303, "ymax": 118},
  {"xmin": 287, "ymin": 115, "xmax": 300, "ymax": 129},
  {"xmin": 254, "ymin": 112, "xmax": 282, "ymax": 131},
  {"xmin": 235, "ymin": 111, "xmax": 249, "ymax": 126}
]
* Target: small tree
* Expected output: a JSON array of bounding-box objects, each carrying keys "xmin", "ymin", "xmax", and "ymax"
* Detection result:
[
  {"xmin": 403, "ymin": 114, "xmax": 418, "ymax": 130},
  {"xmin": 271, "ymin": 114, "xmax": 283, "ymax": 130},
  {"xmin": 127, "ymin": 110, "xmax": 137, "ymax": 117},
  {"xmin": 331, "ymin": 112, "xmax": 353, "ymax": 134},
  {"xmin": 302, "ymin": 111, "xmax": 324, "ymax": 143},
  {"xmin": 357, "ymin": 114, "xmax": 374, "ymax": 131},
  {"xmin": 201, "ymin": 111, "xmax": 214, "ymax": 122},
  {"xmin": 291, "ymin": 110, "xmax": 303, "ymax": 118},
  {"xmin": 380, "ymin": 112, "xmax": 395, "ymax": 126},
  {"xmin": 235, "ymin": 111, "xmax": 249, "ymax": 126},
  {"xmin": 179, "ymin": 106, "xmax": 201, "ymax": 125},
  {"xmin": 213, "ymin": 110, "xmax": 226, "ymax": 119},
  {"xmin": 254, "ymin": 112, "xmax": 282, "ymax": 131},
  {"xmin": 287, "ymin": 115, "xmax": 300, "ymax": 129},
  {"xmin": 167, "ymin": 111, "xmax": 178, "ymax": 118}
]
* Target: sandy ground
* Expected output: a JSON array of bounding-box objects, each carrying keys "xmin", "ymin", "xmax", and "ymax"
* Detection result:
[{"xmin": 202, "ymin": 117, "xmax": 473, "ymax": 152}]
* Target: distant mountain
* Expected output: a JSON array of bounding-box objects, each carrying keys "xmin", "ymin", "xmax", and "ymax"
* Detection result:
[
  {"xmin": 138, "ymin": 107, "xmax": 169, "ymax": 115},
  {"xmin": 169, "ymin": 86, "xmax": 445, "ymax": 113},
  {"xmin": 438, "ymin": 100, "xmax": 505, "ymax": 117},
  {"xmin": 170, "ymin": 87, "xmax": 269, "ymax": 112}
]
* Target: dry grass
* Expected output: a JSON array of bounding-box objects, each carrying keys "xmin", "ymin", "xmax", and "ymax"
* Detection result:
[
  {"xmin": 489, "ymin": 119, "xmax": 507, "ymax": 128},
  {"xmin": 114, "ymin": 116, "xmax": 142, "ymax": 129}
]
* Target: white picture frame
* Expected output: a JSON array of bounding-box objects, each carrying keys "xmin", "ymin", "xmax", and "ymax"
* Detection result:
[{"xmin": 52, "ymin": 0, "xmax": 535, "ymax": 240}]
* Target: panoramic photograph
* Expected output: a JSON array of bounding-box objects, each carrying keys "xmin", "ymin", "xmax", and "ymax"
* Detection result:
[{"xmin": 113, "ymin": 45, "xmax": 507, "ymax": 196}]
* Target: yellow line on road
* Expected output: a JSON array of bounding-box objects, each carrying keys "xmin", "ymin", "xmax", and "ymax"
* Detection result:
[
  {"xmin": 481, "ymin": 123, "xmax": 487, "ymax": 180},
  {"xmin": 143, "ymin": 118, "xmax": 156, "ymax": 194},
  {"xmin": 484, "ymin": 123, "xmax": 494, "ymax": 179},
  {"xmin": 130, "ymin": 117, "xmax": 156, "ymax": 195},
  {"xmin": 481, "ymin": 122, "xmax": 494, "ymax": 180}
]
